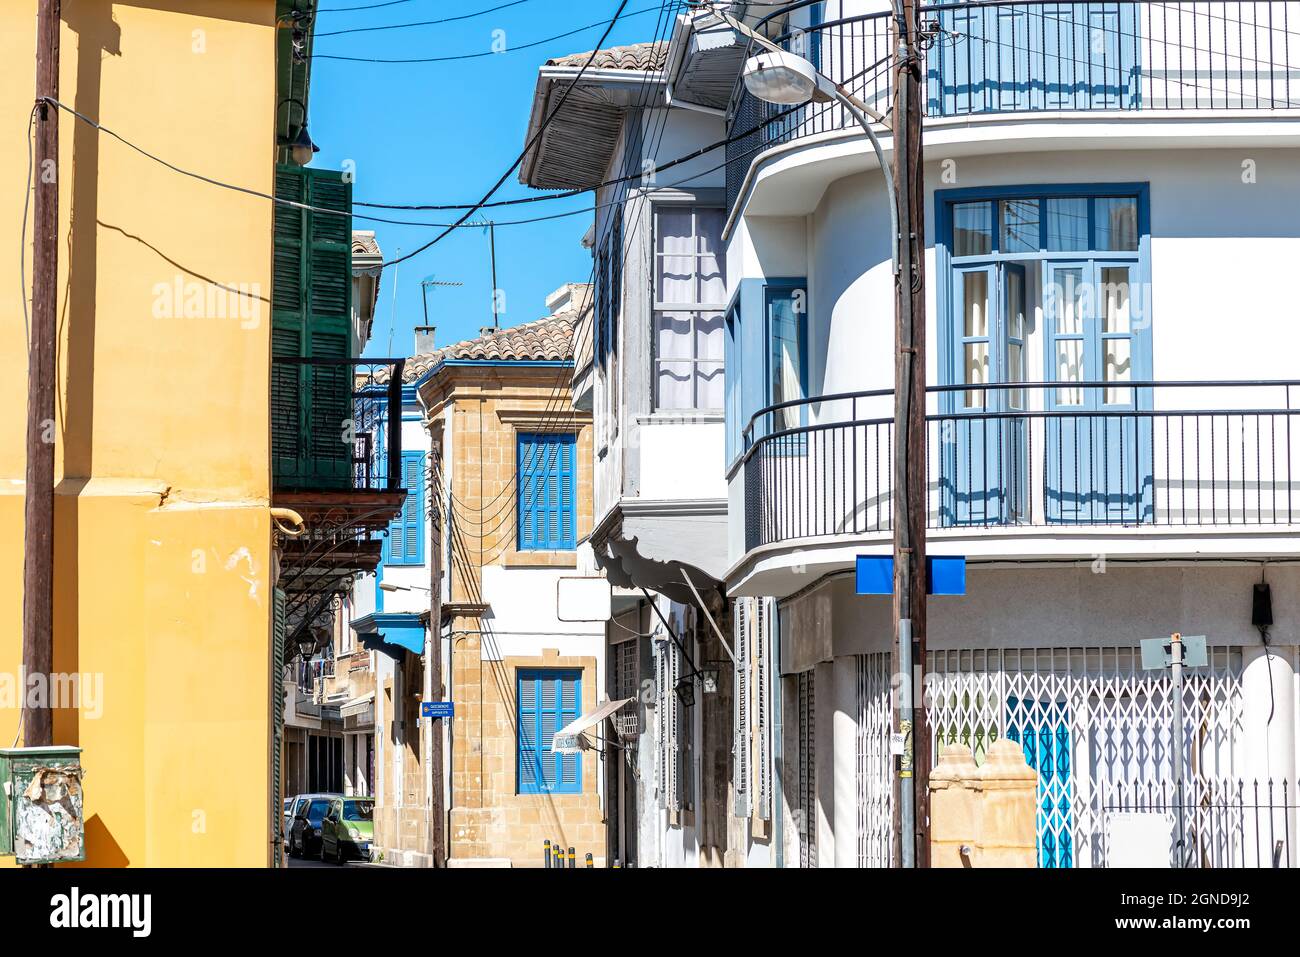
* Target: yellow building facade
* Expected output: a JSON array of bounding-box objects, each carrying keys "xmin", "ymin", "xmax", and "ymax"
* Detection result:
[{"xmin": 2, "ymin": 1, "xmax": 280, "ymax": 866}]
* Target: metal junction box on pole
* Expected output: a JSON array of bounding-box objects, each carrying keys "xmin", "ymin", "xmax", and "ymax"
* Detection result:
[{"xmin": 0, "ymin": 745, "xmax": 85, "ymax": 864}]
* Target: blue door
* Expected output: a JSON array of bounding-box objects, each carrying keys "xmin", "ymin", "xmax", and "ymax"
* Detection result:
[
  {"xmin": 1045, "ymin": 260, "xmax": 1151, "ymax": 522},
  {"xmin": 943, "ymin": 262, "xmax": 1028, "ymax": 525}
]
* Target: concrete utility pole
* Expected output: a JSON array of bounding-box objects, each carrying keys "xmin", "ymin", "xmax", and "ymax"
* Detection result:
[
  {"xmin": 891, "ymin": 0, "xmax": 929, "ymax": 868},
  {"xmin": 427, "ymin": 440, "xmax": 446, "ymax": 867},
  {"xmin": 23, "ymin": 0, "xmax": 61, "ymax": 749}
]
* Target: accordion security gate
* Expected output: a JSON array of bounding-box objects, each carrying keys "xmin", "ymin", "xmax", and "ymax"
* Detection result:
[{"xmin": 850, "ymin": 645, "xmax": 1280, "ymax": 867}]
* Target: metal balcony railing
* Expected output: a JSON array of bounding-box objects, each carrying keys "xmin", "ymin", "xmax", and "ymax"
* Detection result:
[
  {"xmin": 739, "ymin": 380, "xmax": 1300, "ymax": 551},
  {"xmin": 271, "ymin": 357, "xmax": 405, "ymax": 493},
  {"xmin": 725, "ymin": 0, "xmax": 1300, "ymax": 210}
]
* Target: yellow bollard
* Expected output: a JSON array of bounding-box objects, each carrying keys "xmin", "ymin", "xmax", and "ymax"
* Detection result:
[
  {"xmin": 975, "ymin": 738, "xmax": 1039, "ymax": 867},
  {"xmin": 928, "ymin": 742, "xmax": 981, "ymax": 868}
]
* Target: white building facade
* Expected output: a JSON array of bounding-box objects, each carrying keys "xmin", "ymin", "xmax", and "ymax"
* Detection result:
[{"xmin": 674, "ymin": 0, "xmax": 1300, "ymax": 867}]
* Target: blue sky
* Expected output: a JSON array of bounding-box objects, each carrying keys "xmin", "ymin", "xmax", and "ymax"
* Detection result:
[{"xmin": 308, "ymin": 0, "xmax": 679, "ymax": 358}]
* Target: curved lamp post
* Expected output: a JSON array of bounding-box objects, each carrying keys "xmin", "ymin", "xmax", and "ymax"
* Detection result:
[{"xmin": 734, "ymin": 32, "xmax": 899, "ymax": 275}]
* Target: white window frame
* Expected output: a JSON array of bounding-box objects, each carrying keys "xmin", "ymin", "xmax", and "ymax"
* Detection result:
[{"xmin": 652, "ymin": 203, "xmax": 726, "ymax": 412}]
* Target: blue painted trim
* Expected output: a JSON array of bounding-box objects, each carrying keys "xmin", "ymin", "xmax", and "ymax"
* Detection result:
[
  {"xmin": 386, "ymin": 450, "xmax": 426, "ymax": 566},
  {"xmin": 353, "ymin": 611, "xmax": 426, "ymax": 656},
  {"xmin": 516, "ymin": 668, "xmax": 583, "ymax": 795},
  {"xmin": 516, "ymin": 432, "xmax": 577, "ymax": 551}
]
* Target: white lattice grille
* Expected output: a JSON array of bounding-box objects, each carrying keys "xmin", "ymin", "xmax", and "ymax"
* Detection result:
[
  {"xmin": 756, "ymin": 598, "xmax": 775, "ymax": 821},
  {"xmin": 927, "ymin": 645, "xmax": 1246, "ymax": 868},
  {"xmin": 797, "ymin": 671, "xmax": 817, "ymax": 868},
  {"xmin": 856, "ymin": 653, "xmax": 894, "ymax": 868}
]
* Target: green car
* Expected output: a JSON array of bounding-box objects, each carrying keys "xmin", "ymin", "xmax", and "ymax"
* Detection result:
[{"xmin": 321, "ymin": 796, "xmax": 375, "ymax": 864}]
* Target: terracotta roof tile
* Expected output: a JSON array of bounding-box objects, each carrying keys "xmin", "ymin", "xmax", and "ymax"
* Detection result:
[
  {"xmin": 545, "ymin": 40, "xmax": 668, "ymax": 72},
  {"xmin": 394, "ymin": 285, "xmax": 592, "ymax": 384}
]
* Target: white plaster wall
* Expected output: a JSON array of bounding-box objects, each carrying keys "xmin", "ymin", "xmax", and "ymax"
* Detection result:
[{"xmin": 638, "ymin": 420, "xmax": 728, "ymax": 499}]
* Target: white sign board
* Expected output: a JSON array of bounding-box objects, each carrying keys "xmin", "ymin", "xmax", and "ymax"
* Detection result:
[
  {"xmin": 1105, "ymin": 811, "xmax": 1174, "ymax": 868},
  {"xmin": 556, "ymin": 576, "xmax": 612, "ymax": 622}
]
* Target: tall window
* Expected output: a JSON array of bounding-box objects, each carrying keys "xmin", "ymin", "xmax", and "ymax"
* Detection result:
[
  {"xmin": 517, "ymin": 669, "xmax": 582, "ymax": 795},
  {"xmin": 595, "ymin": 210, "xmax": 622, "ymax": 444},
  {"xmin": 386, "ymin": 451, "xmax": 424, "ymax": 565},
  {"xmin": 767, "ymin": 284, "xmax": 807, "ymax": 433},
  {"xmin": 516, "ymin": 432, "xmax": 576, "ymax": 551},
  {"xmin": 653, "ymin": 205, "xmax": 725, "ymax": 410}
]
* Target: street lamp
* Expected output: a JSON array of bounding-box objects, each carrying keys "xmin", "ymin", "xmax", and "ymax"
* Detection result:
[
  {"xmin": 730, "ymin": 6, "xmax": 928, "ymax": 868},
  {"xmin": 738, "ymin": 44, "xmax": 898, "ymax": 275}
]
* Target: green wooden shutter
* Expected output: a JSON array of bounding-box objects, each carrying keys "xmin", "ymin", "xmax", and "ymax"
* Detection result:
[{"xmin": 271, "ymin": 164, "xmax": 354, "ymax": 489}]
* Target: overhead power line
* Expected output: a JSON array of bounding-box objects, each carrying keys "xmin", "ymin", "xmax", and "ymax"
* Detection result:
[
  {"xmin": 313, "ymin": 4, "xmax": 660, "ymax": 64},
  {"xmin": 378, "ymin": 0, "xmax": 634, "ymax": 270},
  {"xmin": 315, "ymin": 0, "xmax": 537, "ymax": 37}
]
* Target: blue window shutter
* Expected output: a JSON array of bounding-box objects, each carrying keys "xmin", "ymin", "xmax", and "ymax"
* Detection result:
[
  {"xmin": 517, "ymin": 433, "xmax": 576, "ymax": 551},
  {"xmin": 386, "ymin": 451, "xmax": 424, "ymax": 565},
  {"xmin": 517, "ymin": 669, "xmax": 582, "ymax": 795}
]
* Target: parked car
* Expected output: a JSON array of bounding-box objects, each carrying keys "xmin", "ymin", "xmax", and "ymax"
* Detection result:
[
  {"xmin": 288, "ymin": 793, "xmax": 339, "ymax": 858},
  {"xmin": 281, "ymin": 798, "xmax": 293, "ymax": 849},
  {"xmin": 283, "ymin": 793, "xmax": 325, "ymax": 851},
  {"xmin": 321, "ymin": 796, "xmax": 375, "ymax": 864}
]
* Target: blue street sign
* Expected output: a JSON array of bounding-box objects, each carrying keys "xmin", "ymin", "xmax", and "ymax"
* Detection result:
[
  {"xmin": 421, "ymin": 701, "xmax": 454, "ymax": 719},
  {"xmin": 855, "ymin": 555, "xmax": 967, "ymax": 596}
]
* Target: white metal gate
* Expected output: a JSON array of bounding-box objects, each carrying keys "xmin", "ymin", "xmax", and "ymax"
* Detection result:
[
  {"xmin": 927, "ymin": 645, "xmax": 1246, "ymax": 867},
  {"xmin": 850, "ymin": 645, "xmax": 1257, "ymax": 867}
]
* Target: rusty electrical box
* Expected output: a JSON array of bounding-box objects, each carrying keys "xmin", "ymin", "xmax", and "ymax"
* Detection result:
[{"xmin": 0, "ymin": 746, "xmax": 85, "ymax": 864}]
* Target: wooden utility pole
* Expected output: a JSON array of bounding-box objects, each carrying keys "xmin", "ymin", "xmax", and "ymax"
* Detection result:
[
  {"xmin": 23, "ymin": 0, "xmax": 61, "ymax": 749},
  {"xmin": 427, "ymin": 439, "xmax": 446, "ymax": 867},
  {"xmin": 891, "ymin": 0, "xmax": 929, "ymax": 867}
]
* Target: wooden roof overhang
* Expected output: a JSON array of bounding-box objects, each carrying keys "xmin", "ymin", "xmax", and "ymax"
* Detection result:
[{"xmin": 520, "ymin": 67, "xmax": 669, "ymax": 190}]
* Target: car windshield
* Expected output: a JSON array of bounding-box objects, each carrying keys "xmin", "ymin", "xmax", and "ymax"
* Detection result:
[
  {"xmin": 305, "ymin": 799, "xmax": 330, "ymax": 824},
  {"xmin": 344, "ymin": 800, "xmax": 374, "ymax": 821}
]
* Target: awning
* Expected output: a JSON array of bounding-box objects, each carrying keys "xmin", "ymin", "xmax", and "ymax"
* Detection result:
[
  {"xmin": 340, "ymin": 692, "xmax": 375, "ymax": 719},
  {"xmin": 353, "ymin": 612, "xmax": 425, "ymax": 659},
  {"xmin": 553, "ymin": 698, "xmax": 633, "ymax": 754}
]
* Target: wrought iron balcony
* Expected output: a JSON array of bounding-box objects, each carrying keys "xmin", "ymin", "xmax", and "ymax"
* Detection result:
[
  {"xmin": 739, "ymin": 380, "xmax": 1300, "ymax": 551},
  {"xmin": 272, "ymin": 357, "xmax": 408, "ymax": 610},
  {"xmin": 271, "ymin": 356, "xmax": 405, "ymax": 494},
  {"xmin": 726, "ymin": 0, "xmax": 1300, "ymax": 210}
]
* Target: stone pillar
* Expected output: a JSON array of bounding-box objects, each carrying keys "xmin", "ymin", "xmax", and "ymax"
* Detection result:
[
  {"xmin": 929, "ymin": 743, "xmax": 980, "ymax": 867},
  {"xmin": 976, "ymin": 738, "xmax": 1038, "ymax": 867},
  {"xmin": 833, "ymin": 656, "xmax": 859, "ymax": 868},
  {"xmin": 1240, "ymin": 644, "xmax": 1298, "ymax": 866}
]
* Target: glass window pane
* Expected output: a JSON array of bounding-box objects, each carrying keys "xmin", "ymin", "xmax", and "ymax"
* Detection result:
[
  {"xmin": 657, "ymin": 255, "xmax": 695, "ymax": 303},
  {"xmin": 696, "ymin": 208, "xmax": 725, "ymax": 255},
  {"xmin": 769, "ymin": 296, "xmax": 802, "ymax": 412},
  {"xmin": 696, "ymin": 362, "xmax": 724, "ymax": 410},
  {"xmin": 1051, "ymin": 268, "xmax": 1085, "ymax": 335},
  {"xmin": 656, "ymin": 361, "xmax": 694, "ymax": 410},
  {"xmin": 655, "ymin": 207, "xmax": 693, "ymax": 255},
  {"xmin": 964, "ymin": 342, "xmax": 988, "ymax": 409},
  {"xmin": 1095, "ymin": 197, "xmax": 1138, "ymax": 250},
  {"xmin": 1100, "ymin": 266, "xmax": 1131, "ymax": 334},
  {"xmin": 1000, "ymin": 199, "xmax": 1039, "ymax": 253},
  {"xmin": 1005, "ymin": 269, "xmax": 1025, "ymax": 340},
  {"xmin": 1055, "ymin": 340, "xmax": 1084, "ymax": 405},
  {"xmin": 696, "ymin": 312, "xmax": 725, "ymax": 361},
  {"xmin": 952, "ymin": 202, "xmax": 992, "ymax": 256},
  {"xmin": 1045, "ymin": 198, "xmax": 1089, "ymax": 251},
  {"xmin": 962, "ymin": 271, "xmax": 989, "ymax": 338},
  {"xmin": 1104, "ymin": 338, "xmax": 1132, "ymax": 404},
  {"xmin": 698, "ymin": 257, "xmax": 725, "ymax": 303},
  {"xmin": 655, "ymin": 312, "xmax": 693, "ymax": 359},
  {"xmin": 1006, "ymin": 342, "xmax": 1024, "ymax": 410}
]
